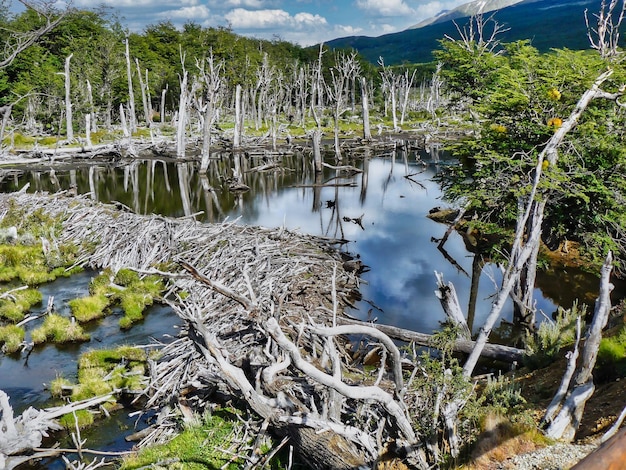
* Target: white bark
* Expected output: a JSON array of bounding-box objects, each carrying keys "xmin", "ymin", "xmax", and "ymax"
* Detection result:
[
  {"xmin": 234, "ymin": 83, "xmax": 242, "ymax": 148},
  {"xmin": 265, "ymin": 318, "xmax": 416, "ymax": 443},
  {"xmin": 64, "ymin": 53, "xmax": 73, "ymax": 141},
  {"xmin": 361, "ymin": 77, "xmax": 372, "ymax": 141},
  {"xmin": 124, "ymin": 38, "xmax": 136, "ymax": 133}
]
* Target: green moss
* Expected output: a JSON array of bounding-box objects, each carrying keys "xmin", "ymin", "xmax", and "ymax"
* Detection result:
[
  {"xmin": 114, "ymin": 268, "xmax": 140, "ymax": 286},
  {"xmin": 71, "ymin": 346, "xmax": 147, "ymax": 401},
  {"xmin": 0, "ymin": 325, "xmax": 25, "ymax": 353},
  {"xmin": 59, "ymin": 409, "xmax": 95, "ymax": 429},
  {"xmin": 31, "ymin": 314, "xmax": 90, "ymax": 344},
  {"xmin": 120, "ymin": 411, "xmax": 244, "ymax": 470},
  {"xmin": 69, "ymin": 294, "xmax": 111, "ymax": 322}
]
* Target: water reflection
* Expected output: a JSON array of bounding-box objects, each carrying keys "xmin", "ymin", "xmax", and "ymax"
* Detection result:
[{"xmin": 0, "ymin": 146, "xmax": 585, "ymax": 339}]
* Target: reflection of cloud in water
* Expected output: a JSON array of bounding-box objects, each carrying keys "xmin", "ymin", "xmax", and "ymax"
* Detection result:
[{"xmin": 234, "ymin": 157, "xmax": 560, "ymax": 334}]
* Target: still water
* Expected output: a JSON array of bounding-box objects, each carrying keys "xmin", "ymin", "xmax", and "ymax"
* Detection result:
[
  {"xmin": 0, "ymin": 143, "xmax": 611, "ymax": 464},
  {"xmin": 1, "ymin": 145, "xmax": 607, "ymax": 335}
]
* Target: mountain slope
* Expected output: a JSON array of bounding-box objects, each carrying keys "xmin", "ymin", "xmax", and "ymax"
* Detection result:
[
  {"xmin": 410, "ymin": 0, "xmax": 524, "ymax": 29},
  {"xmin": 325, "ymin": 0, "xmax": 600, "ymax": 64}
]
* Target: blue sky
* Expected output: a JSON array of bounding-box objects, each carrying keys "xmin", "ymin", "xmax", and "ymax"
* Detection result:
[{"xmin": 64, "ymin": 0, "xmax": 470, "ymax": 46}]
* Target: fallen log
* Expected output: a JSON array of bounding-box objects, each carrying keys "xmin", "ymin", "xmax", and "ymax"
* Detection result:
[{"xmin": 337, "ymin": 318, "xmax": 525, "ymax": 364}]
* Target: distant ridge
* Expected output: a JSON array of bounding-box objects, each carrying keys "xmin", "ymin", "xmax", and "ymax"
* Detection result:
[
  {"xmin": 324, "ymin": 0, "xmax": 600, "ymax": 65},
  {"xmin": 410, "ymin": 0, "xmax": 524, "ymax": 29}
]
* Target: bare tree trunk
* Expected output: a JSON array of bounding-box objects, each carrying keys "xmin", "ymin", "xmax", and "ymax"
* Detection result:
[
  {"xmin": 545, "ymin": 253, "xmax": 613, "ymax": 441},
  {"xmin": 0, "ymin": 105, "xmax": 11, "ymax": 148},
  {"xmin": 312, "ymin": 129, "xmax": 322, "ymax": 173},
  {"xmin": 361, "ymin": 77, "xmax": 372, "ymax": 141},
  {"xmin": 124, "ymin": 37, "xmax": 137, "ymax": 133},
  {"xmin": 176, "ymin": 70, "xmax": 188, "ymax": 158},
  {"xmin": 85, "ymin": 79, "xmax": 97, "ymax": 132},
  {"xmin": 233, "ymin": 83, "xmax": 242, "ymax": 148},
  {"xmin": 63, "ymin": 53, "xmax": 73, "ymax": 141},
  {"xmin": 160, "ymin": 84, "xmax": 168, "ymax": 122},
  {"xmin": 135, "ymin": 58, "xmax": 151, "ymax": 126}
]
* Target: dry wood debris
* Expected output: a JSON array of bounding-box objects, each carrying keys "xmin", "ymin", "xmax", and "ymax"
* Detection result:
[{"xmin": 0, "ymin": 190, "xmax": 427, "ymax": 468}]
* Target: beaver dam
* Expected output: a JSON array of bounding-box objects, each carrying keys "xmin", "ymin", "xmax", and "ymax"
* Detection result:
[{"xmin": 0, "ymin": 187, "xmax": 535, "ymax": 469}]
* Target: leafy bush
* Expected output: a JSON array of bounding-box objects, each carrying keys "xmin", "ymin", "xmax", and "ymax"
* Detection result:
[{"xmin": 524, "ymin": 302, "xmax": 586, "ymax": 369}]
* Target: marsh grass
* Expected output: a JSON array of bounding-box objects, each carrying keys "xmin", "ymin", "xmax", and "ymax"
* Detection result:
[
  {"xmin": 58, "ymin": 409, "xmax": 95, "ymax": 430},
  {"xmin": 0, "ymin": 288, "xmax": 42, "ymax": 322},
  {"xmin": 31, "ymin": 314, "xmax": 90, "ymax": 344},
  {"xmin": 112, "ymin": 269, "xmax": 164, "ymax": 329},
  {"xmin": 120, "ymin": 410, "xmax": 246, "ymax": 470},
  {"xmin": 0, "ymin": 324, "xmax": 25, "ymax": 353},
  {"xmin": 68, "ymin": 294, "xmax": 111, "ymax": 322}
]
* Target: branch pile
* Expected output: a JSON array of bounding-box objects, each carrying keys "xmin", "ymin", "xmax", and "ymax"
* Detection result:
[{"xmin": 0, "ymin": 190, "xmax": 426, "ymax": 468}]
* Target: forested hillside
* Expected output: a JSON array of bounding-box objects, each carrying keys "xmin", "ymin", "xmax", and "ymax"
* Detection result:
[{"xmin": 325, "ymin": 0, "xmax": 602, "ymax": 64}]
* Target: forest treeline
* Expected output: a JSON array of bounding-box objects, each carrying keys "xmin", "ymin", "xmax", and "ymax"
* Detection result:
[{"xmin": 0, "ymin": 5, "xmax": 382, "ymax": 134}]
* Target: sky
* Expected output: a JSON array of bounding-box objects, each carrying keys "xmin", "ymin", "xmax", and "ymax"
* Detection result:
[{"xmin": 61, "ymin": 0, "xmax": 471, "ymax": 46}]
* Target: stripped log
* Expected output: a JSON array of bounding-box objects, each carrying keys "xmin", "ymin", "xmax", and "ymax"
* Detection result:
[{"xmin": 337, "ymin": 317, "xmax": 525, "ymax": 363}]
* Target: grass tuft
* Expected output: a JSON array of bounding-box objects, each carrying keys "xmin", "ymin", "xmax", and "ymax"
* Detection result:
[{"xmin": 31, "ymin": 314, "xmax": 90, "ymax": 344}]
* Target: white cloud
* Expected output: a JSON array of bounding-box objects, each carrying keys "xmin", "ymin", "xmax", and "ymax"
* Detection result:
[
  {"xmin": 219, "ymin": 0, "xmax": 267, "ymax": 7},
  {"xmin": 74, "ymin": 0, "xmax": 199, "ymax": 6},
  {"xmin": 335, "ymin": 25, "xmax": 363, "ymax": 36},
  {"xmin": 225, "ymin": 8, "xmax": 326, "ymax": 30},
  {"xmin": 160, "ymin": 5, "xmax": 211, "ymax": 20},
  {"xmin": 355, "ymin": 0, "xmax": 414, "ymax": 16}
]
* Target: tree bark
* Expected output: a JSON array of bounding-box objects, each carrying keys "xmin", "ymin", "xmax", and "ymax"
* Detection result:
[
  {"xmin": 64, "ymin": 53, "xmax": 73, "ymax": 141},
  {"xmin": 124, "ymin": 37, "xmax": 137, "ymax": 133}
]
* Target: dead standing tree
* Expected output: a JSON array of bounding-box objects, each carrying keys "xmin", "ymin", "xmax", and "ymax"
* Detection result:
[
  {"xmin": 378, "ymin": 57, "xmax": 400, "ymax": 131},
  {"xmin": 310, "ymin": 44, "xmax": 325, "ymax": 172},
  {"xmin": 196, "ymin": 51, "xmax": 224, "ymax": 173},
  {"xmin": 326, "ymin": 51, "xmax": 360, "ymax": 160}
]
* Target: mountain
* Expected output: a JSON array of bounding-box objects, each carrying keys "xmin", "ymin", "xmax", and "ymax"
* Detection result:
[
  {"xmin": 410, "ymin": 0, "xmax": 525, "ymax": 29},
  {"xmin": 325, "ymin": 0, "xmax": 601, "ymax": 64}
]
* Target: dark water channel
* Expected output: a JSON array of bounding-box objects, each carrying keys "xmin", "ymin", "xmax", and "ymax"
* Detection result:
[{"xmin": 0, "ymin": 142, "xmax": 617, "ymax": 464}]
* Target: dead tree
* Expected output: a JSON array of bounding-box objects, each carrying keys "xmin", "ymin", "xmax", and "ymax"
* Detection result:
[
  {"xmin": 60, "ymin": 53, "xmax": 73, "ymax": 141},
  {"xmin": 585, "ymin": 0, "xmax": 626, "ymax": 58},
  {"xmin": 326, "ymin": 51, "xmax": 359, "ymax": 160},
  {"xmin": 310, "ymin": 44, "xmax": 325, "ymax": 172},
  {"xmin": 0, "ymin": 1, "xmax": 66, "ymax": 69},
  {"xmin": 379, "ymin": 57, "xmax": 400, "ymax": 131},
  {"xmin": 544, "ymin": 253, "xmax": 614, "ymax": 441},
  {"xmin": 361, "ymin": 77, "xmax": 372, "ymax": 141},
  {"xmin": 399, "ymin": 68, "xmax": 417, "ymax": 125},
  {"xmin": 124, "ymin": 37, "xmax": 137, "ymax": 134},
  {"xmin": 197, "ymin": 51, "xmax": 223, "ymax": 173},
  {"xmin": 445, "ymin": 12, "xmax": 510, "ymax": 55}
]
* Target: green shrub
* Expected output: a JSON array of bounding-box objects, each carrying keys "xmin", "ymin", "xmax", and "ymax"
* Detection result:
[{"xmin": 524, "ymin": 302, "xmax": 586, "ymax": 369}]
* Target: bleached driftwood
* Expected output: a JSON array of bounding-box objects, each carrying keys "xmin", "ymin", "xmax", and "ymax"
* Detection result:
[{"xmin": 0, "ymin": 390, "xmax": 113, "ymax": 470}]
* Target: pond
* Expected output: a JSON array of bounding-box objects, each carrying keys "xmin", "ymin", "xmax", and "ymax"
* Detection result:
[
  {"xmin": 0, "ymin": 141, "xmax": 617, "ymax": 464},
  {"xmin": 1, "ymin": 144, "xmax": 608, "ymax": 334}
]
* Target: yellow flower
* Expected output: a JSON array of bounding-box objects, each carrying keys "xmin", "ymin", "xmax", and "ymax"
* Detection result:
[
  {"xmin": 547, "ymin": 88, "xmax": 562, "ymax": 101},
  {"xmin": 547, "ymin": 117, "xmax": 562, "ymax": 129},
  {"xmin": 489, "ymin": 123, "xmax": 507, "ymax": 134}
]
